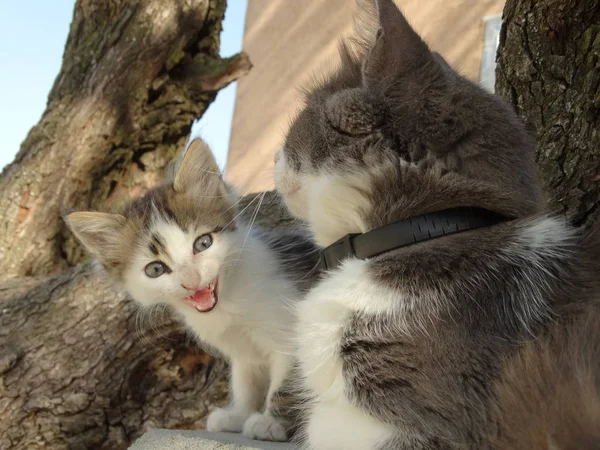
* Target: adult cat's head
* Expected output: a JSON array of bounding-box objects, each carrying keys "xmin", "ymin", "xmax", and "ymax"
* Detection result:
[
  {"xmin": 275, "ymin": 0, "xmax": 543, "ymax": 247},
  {"xmin": 66, "ymin": 139, "xmax": 240, "ymax": 314}
]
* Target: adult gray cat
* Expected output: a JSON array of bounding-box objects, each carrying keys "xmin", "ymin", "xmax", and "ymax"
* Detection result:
[{"xmin": 274, "ymin": 0, "xmax": 600, "ymax": 449}]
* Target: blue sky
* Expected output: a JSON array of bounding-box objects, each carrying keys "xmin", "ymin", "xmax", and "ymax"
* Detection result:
[{"xmin": 0, "ymin": 0, "xmax": 247, "ymax": 171}]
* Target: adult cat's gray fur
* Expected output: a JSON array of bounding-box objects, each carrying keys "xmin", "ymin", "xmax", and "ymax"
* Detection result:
[{"xmin": 274, "ymin": 0, "xmax": 600, "ymax": 449}]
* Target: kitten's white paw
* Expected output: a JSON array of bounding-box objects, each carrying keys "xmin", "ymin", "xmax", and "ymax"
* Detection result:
[
  {"xmin": 206, "ymin": 408, "xmax": 251, "ymax": 433},
  {"xmin": 242, "ymin": 412, "xmax": 288, "ymax": 442}
]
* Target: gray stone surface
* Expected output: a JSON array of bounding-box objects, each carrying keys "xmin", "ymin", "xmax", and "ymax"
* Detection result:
[{"xmin": 129, "ymin": 430, "xmax": 296, "ymax": 450}]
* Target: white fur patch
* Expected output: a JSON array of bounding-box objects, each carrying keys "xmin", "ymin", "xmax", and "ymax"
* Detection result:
[
  {"xmin": 206, "ymin": 408, "xmax": 250, "ymax": 433},
  {"xmin": 306, "ymin": 402, "xmax": 394, "ymax": 450},
  {"xmin": 513, "ymin": 216, "xmax": 575, "ymax": 256},
  {"xmin": 304, "ymin": 258, "xmax": 416, "ymax": 323},
  {"xmin": 306, "ymin": 173, "xmax": 372, "ymax": 247},
  {"xmin": 296, "ymin": 259, "xmax": 404, "ymax": 449},
  {"xmin": 274, "ymin": 153, "xmax": 373, "ymax": 247},
  {"xmin": 242, "ymin": 413, "xmax": 288, "ymax": 442},
  {"xmin": 502, "ymin": 215, "xmax": 576, "ymax": 332},
  {"xmin": 296, "ymin": 259, "xmax": 411, "ymax": 400},
  {"xmin": 297, "ymin": 290, "xmax": 349, "ymax": 398}
]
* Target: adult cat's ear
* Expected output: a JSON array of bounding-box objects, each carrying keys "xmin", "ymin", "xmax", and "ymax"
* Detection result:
[
  {"xmin": 65, "ymin": 212, "xmax": 126, "ymax": 262},
  {"xmin": 362, "ymin": 0, "xmax": 434, "ymax": 83},
  {"xmin": 325, "ymin": 88, "xmax": 384, "ymax": 135},
  {"xmin": 171, "ymin": 138, "xmax": 223, "ymax": 195},
  {"xmin": 325, "ymin": 0, "xmax": 436, "ymax": 135}
]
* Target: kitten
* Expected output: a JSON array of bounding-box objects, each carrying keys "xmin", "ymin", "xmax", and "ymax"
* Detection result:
[
  {"xmin": 274, "ymin": 1, "xmax": 600, "ymax": 449},
  {"xmin": 66, "ymin": 137, "xmax": 319, "ymax": 442}
]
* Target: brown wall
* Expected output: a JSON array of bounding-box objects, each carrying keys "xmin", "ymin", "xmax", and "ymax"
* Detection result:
[{"xmin": 227, "ymin": 0, "xmax": 505, "ymax": 193}]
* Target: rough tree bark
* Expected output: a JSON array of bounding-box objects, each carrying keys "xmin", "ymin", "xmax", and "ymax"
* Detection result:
[
  {"xmin": 0, "ymin": 265, "xmax": 227, "ymax": 450},
  {"xmin": 0, "ymin": 0, "xmax": 251, "ymax": 281},
  {"xmin": 0, "ymin": 0, "xmax": 263, "ymax": 448},
  {"xmin": 496, "ymin": 0, "xmax": 600, "ymax": 227}
]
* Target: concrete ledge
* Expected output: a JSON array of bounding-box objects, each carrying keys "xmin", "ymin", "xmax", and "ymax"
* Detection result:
[{"xmin": 129, "ymin": 430, "xmax": 296, "ymax": 450}]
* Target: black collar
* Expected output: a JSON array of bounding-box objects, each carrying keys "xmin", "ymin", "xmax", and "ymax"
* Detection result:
[{"xmin": 319, "ymin": 207, "xmax": 509, "ymax": 271}]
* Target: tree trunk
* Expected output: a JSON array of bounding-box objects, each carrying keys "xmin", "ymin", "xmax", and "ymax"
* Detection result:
[
  {"xmin": 496, "ymin": 0, "xmax": 600, "ymax": 227},
  {"xmin": 0, "ymin": 0, "xmax": 251, "ymax": 282},
  {"xmin": 0, "ymin": 0, "xmax": 259, "ymax": 448}
]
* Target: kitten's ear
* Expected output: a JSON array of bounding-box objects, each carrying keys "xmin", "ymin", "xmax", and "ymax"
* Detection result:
[
  {"xmin": 172, "ymin": 138, "xmax": 223, "ymax": 195},
  {"xmin": 65, "ymin": 212, "xmax": 126, "ymax": 263},
  {"xmin": 362, "ymin": 0, "xmax": 433, "ymax": 83}
]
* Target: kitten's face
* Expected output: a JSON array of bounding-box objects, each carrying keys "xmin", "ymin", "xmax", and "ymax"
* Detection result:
[
  {"xmin": 120, "ymin": 194, "xmax": 237, "ymax": 313},
  {"xmin": 67, "ymin": 139, "xmax": 239, "ymax": 314},
  {"xmin": 275, "ymin": 0, "xmax": 542, "ymax": 246}
]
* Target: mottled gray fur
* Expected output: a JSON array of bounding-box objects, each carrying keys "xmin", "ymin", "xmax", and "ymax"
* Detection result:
[{"xmin": 278, "ymin": 0, "xmax": 600, "ymax": 448}]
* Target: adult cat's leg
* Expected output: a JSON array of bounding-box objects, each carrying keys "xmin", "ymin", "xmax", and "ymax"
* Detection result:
[
  {"xmin": 242, "ymin": 354, "xmax": 290, "ymax": 441},
  {"xmin": 207, "ymin": 361, "xmax": 268, "ymax": 433},
  {"xmin": 305, "ymin": 401, "xmax": 395, "ymax": 450},
  {"xmin": 294, "ymin": 278, "xmax": 396, "ymax": 450}
]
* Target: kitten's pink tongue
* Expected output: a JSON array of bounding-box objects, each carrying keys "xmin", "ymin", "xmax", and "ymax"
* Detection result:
[{"xmin": 187, "ymin": 287, "xmax": 216, "ymax": 312}]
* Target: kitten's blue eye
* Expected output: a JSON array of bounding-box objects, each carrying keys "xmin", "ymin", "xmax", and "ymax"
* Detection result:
[
  {"xmin": 193, "ymin": 234, "xmax": 213, "ymax": 254},
  {"xmin": 145, "ymin": 261, "xmax": 169, "ymax": 278}
]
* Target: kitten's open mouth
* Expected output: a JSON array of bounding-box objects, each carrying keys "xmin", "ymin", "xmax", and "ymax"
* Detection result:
[{"xmin": 183, "ymin": 279, "xmax": 218, "ymax": 313}]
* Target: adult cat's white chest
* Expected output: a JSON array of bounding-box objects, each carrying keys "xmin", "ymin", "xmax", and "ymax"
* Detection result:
[{"xmin": 296, "ymin": 259, "xmax": 397, "ymax": 450}]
